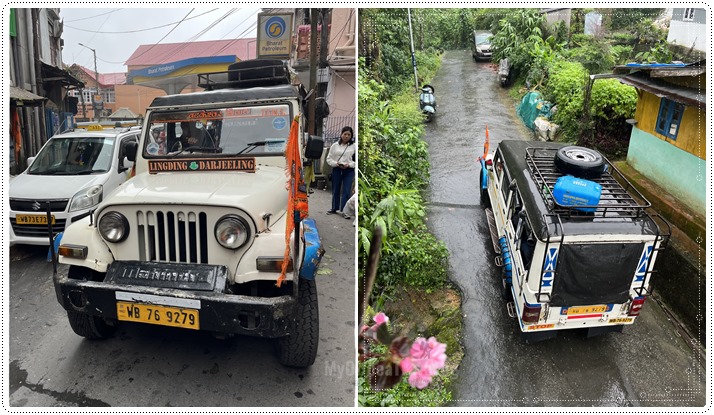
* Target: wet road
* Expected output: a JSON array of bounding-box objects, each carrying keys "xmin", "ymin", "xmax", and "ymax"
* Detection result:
[
  {"xmin": 424, "ymin": 50, "xmax": 705, "ymax": 407},
  {"xmin": 8, "ymin": 188, "xmax": 355, "ymax": 407}
]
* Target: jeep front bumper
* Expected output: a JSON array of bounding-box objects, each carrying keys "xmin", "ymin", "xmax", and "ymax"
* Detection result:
[{"xmin": 53, "ymin": 260, "xmax": 298, "ymax": 338}]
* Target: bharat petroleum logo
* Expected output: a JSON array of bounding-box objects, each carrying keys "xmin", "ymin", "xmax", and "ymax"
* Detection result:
[{"xmin": 265, "ymin": 16, "xmax": 286, "ymax": 38}]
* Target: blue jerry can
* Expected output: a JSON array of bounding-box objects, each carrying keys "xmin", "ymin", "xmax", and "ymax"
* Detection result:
[{"xmin": 553, "ymin": 176, "xmax": 602, "ymax": 213}]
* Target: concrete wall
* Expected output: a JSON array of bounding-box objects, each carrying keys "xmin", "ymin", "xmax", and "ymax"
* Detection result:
[
  {"xmin": 626, "ymin": 127, "xmax": 705, "ymax": 213},
  {"xmin": 115, "ymin": 85, "xmax": 166, "ymax": 117}
]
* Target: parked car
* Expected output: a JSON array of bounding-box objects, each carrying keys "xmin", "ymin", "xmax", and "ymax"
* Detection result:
[
  {"xmin": 472, "ymin": 30, "xmax": 493, "ymax": 61},
  {"xmin": 9, "ymin": 126, "xmax": 140, "ymax": 246}
]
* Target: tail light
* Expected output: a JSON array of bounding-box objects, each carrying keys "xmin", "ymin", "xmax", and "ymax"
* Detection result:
[
  {"xmin": 628, "ymin": 297, "xmax": 647, "ymax": 316},
  {"xmin": 522, "ymin": 303, "xmax": 542, "ymax": 324}
]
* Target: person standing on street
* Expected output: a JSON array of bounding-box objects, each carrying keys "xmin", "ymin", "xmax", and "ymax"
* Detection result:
[{"xmin": 326, "ymin": 126, "xmax": 356, "ymax": 218}]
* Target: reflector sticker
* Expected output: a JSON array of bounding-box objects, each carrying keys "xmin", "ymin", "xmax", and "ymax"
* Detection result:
[
  {"xmin": 526, "ymin": 324, "xmax": 555, "ymax": 330},
  {"xmin": 634, "ymin": 244, "xmax": 654, "ymax": 282},
  {"xmin": 541, "ymin": 247, "xmax": 558, "ymax": 287}
]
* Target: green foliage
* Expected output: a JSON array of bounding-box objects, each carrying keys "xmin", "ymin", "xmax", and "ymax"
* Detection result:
[
  {"xmin": 589, "ymin": 79, "xmax": 637, "ymax": 119},
  {"xmin": 376, "ymin": 231, "xmax": 449, "ymax": 293},
  {"xmin": 358, "ymin": 357, "xmax": 452, "ymax": 407},
  {"xmin": 565, "ymin": 34, "xmax": 615, "ymax": 74},
  {"xmin": 607, "ymin": 8, "xmax": 663, "ymax": 31},
  {"xmin": 543, "ymin": 60, "xmax": 588, "ymax": 140},
  {"xmin": 611, "ymin": 44, "xmax": 635, "ymax": 65},
  {"xmin": 491, "ymin": 8, "xmax": 547, "ymax": 78}
]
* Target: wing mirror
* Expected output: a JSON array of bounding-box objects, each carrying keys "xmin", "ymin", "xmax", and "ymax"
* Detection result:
[
  {"xmin": 124, "ymin": 141, "xmax": 138, "ymax": 162},
  {"xmin": 304, "ymin": 135, "xmax": 324, "ymax": 160}
]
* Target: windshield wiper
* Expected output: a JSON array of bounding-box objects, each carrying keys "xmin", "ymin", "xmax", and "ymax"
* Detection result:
[
  {"xmin": 73, "ymin": 169, "xmax": 107, "ymax": 175},
  {"xmin": 233, "ymin": 141, "xmax": 268, "ymax": 155},
  {"xmin": 166, "ymin": 146, "xmax": 221, "ymax": 158}
]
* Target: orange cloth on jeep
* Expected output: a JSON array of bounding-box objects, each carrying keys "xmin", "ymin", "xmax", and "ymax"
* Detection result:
[{"xmin": 278, "ymin": 116, "xmax": 308, "ymax": 287}]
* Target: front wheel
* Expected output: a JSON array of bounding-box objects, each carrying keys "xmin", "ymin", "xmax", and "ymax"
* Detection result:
[
  {"xmin": 67, "ymin": 310, "xmax": 117, "ymax": 339},
  {"xmin": 277, "ymin": 279, "xmax": 319, "ymax": 367}
]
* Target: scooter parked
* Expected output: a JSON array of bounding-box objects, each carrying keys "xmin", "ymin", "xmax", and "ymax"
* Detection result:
[{"xmin": 419, "ymin": 84, "xmax": 436, "ymax": 122}]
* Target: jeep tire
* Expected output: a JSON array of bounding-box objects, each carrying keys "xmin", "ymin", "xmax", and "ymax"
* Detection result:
[
  {"xmin": 277, "ymin": 278, "xmax": 319, "ymax": 367},
  {"xmin": 67, "ymin": 310, "xmax": 117, "ymax": 339},
  {"xmin": 554, "ymin": 146, "xmax": 606, "ymax": 179}
]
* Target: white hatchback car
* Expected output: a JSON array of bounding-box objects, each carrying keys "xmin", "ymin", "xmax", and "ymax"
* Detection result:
[{"xmin": 9, "ymin": 127, "xmax": 140, "ymax": 246}]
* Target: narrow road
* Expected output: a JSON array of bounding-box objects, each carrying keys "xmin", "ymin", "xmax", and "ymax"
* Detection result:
[
  {"xmin": 8, "ymin": 188, "xmax": 355, "ymax": 407},
  {"xmin": 424, "ymin": 50, "xmax": 705, "ymax": 407}
]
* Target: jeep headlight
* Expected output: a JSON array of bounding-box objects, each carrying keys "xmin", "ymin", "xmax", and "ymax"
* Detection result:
[
  {"xmin": 215, "ymin": 215, "xmax": 250, "ymax": 249},
  {"xmin": 98, "ymin": 211, "xmax": 129, "ymax": 242},
  {"xmin": 69, "ymin": 185, "xmax": 103, "ymax": 212}
]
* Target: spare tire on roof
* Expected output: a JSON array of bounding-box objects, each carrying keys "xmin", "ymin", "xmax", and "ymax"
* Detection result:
[{"xmin": 554, "ymin": 146, "xmax": 606, "ymax": 179}]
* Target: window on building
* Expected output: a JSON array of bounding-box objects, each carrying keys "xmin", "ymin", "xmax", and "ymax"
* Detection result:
[
  {"xmin": 103, "ymin": 90, "xmax": 115, "ymax": 103},
  {"xmin": 655, "ymin": 98, "xmax": 685, "ymax": 140},
  {"xmin": 683, "ymin": 8, "xmax": 695, "ymax": 21}
]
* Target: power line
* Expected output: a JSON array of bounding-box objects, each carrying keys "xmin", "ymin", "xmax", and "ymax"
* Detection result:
[
  {"xmin": 63, "ymin": 9, "xmax": 121, "ymax": 23},
  {"xmin": 123, "ymin": 9, "xmax": 196, "ymax": 64},
  {"xmin": 64, "ymin": 9, "xmax": 217, "ymax": 34}
]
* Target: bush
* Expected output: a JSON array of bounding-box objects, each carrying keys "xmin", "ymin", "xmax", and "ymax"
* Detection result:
[
  {"xmin": 565, "ymin": 35, "xmax": 615, "ymax": 74},
  {"xmin": 544, "ymin": 60, "xmax": 588, "ymax": 140},
  {"xmin": 376, "ymin": 231, "xmax": 449, "ymax": 294}
]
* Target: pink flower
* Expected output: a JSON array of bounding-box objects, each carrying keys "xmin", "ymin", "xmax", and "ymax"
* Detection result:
[
  {"xmin": 373, "ymin": 312, "xmax": 389, "ymax": 327},
  {"xmin": 400, "ymin": 357, "xmax": 413, "ymax": 373},
  {"xmin": 408, "ymin": 367, "xmax": 433, "ymax": 389},
  {"xmin": 409, "ymin": 337, "xmax": 447, "ymax": 375}
]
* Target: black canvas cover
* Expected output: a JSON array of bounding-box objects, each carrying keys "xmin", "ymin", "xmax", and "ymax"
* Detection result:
[{"xmin": 550, "ymin": 243, "xmax": 644, "ymax": 307}]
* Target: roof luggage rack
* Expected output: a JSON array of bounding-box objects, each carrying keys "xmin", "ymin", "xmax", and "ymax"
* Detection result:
[
  {"xmin": 197, "ymin": 59, "xmax": 291, "ymax": 91},
  {"xmin": 525, "ymin": 147, "xmax": 651, "ymax": 219}
]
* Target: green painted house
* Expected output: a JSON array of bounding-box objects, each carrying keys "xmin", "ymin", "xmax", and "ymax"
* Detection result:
[{"xmin": 614, "ymin": 61, "xmax": 706, "ymax": 213}]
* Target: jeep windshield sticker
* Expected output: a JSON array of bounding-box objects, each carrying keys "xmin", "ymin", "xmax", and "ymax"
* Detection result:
[
  {"xmin": 148, "ymin": 157, "xmax": 256, "ymax": 173},
  {"xmin": 265, "ymin": 139, "xmax": 287, "ymax": 152},
  {"xmin": 272, "ymin": 117, "xmax": 288, "ymax": 130}
]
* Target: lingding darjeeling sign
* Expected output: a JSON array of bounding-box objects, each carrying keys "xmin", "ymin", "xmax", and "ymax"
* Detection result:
[{"xmin": 257, "ymin": 13, "xmax": 293, "ymax": 59}]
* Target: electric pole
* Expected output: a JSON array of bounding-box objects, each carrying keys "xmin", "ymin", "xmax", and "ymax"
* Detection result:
[
  {"xmin": 316, "ymin": 8, "xmax": 331, "ymax": 137},
  {"xmin": 308, "ymin": 10, "xmax": 318, "ymax": 135},
  {"xmin": 79, "ymin": 43, "xmax": 100, "ymax": 121},
  {"xmin": 407, "ymin": 8, "xmax": 419, "ymax": 92}
]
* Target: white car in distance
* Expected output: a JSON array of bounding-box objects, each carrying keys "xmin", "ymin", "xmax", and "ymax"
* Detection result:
[{"xmin": 9, "ymin": 126, "xmax": 140, "ymax": 246}]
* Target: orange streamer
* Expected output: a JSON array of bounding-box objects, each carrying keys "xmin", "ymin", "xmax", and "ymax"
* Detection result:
[{"xmin": 278, "ymin": 116, "xmax": 308, "ymax": 287}]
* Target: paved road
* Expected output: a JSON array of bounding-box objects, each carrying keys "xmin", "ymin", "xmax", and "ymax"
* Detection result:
[
  {"xmin": 8, "ymin": 188, "xmax": 355, "ymax": 407},
  {"xmin": 424, "ymin": 50, "xmax": 705, "ymax": 407}
]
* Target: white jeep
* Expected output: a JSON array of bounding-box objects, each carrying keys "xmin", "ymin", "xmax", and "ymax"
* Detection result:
[
  {"xmin": 479, "ymin": 140, "xmax": 670, "ymax": 342},
  {"xmin": 53, "ymin": 60, "xmax": 325, "ymax": 367}
]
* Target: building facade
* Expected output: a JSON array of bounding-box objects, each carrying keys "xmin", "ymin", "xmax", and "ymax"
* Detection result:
[
  {"xmin": 667, "ymin": 8, "xmax": 708, "ymax": 54},
  {"xmin": 9, "ymin": 8, "xmax": 83, "ymax": 174}
]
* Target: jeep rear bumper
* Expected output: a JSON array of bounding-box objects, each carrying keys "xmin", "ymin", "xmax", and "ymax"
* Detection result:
[{"xmin": 53, "ymin": 264, "xmax": 297, "ymax": 338}]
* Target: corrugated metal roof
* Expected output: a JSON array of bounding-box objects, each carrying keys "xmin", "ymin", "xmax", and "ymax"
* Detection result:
[
  {"xmin": 125, "ymin": 38, "xmax": 257, "ymax": 67},
  {"xmin": 75, "ymin": 65, "xmax": 127, "ymax": 87},
  {"xmin": 619, "ymin": 72, "xmax": 705, "ymax": 109},
  {"xmin": 10, "ymin": 86, "xmax": 45, "ymax": 102}
]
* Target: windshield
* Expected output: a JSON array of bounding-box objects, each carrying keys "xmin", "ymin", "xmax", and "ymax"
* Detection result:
[
  {"xmin": 144, "ymin": 104, "xmax": 291, "ymax": 157},
  {"xmin": 28, "ymin": 136, "xmax": 115, "ymax": 175},
  {"xmin": 475, "ymin": 33, "xmax": 492, "ymax": 45}
]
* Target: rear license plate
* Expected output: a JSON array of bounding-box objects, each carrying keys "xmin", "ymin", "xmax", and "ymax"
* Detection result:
[
  {"xmin": 609, "ymin": 318, "xmax": 634, "ymax": 324},
  {"xmin": 15, "ymin": 214, "xmax": 55, "ymax": 225},
  {"xmin": 116, "ymin": 302, "xmax": 199, "ymax": 330},
  {"xmin": 566, "ymin": 305, "xmax": 607, "ymax": 315}
]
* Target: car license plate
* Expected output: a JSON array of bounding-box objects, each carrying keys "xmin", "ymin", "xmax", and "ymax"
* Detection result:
[
  {"xmin": 609, "ymin": 318, "xmax": 634, "ymax": 324},
  {"xmin": 116, "ymin": 302, "xmax": 199, "ymax": 330},
  {"xmin": 15, "ymin": 214, "xmax": 55, "ymax": 225},
  {"xmin": 566, "ymin": 305, "xmax": 607, "ymax": 315}
]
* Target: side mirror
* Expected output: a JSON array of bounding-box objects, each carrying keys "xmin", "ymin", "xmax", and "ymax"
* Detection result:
[
  {"xmin": 26, "ymin": 156, "xmax": 36, "ymax": 167},
  {"xmin": 304, "ymin": 135, "xmax": 324, "ymax": 160},
  {"xmin": 124, "ymin": 141, "xmax": 138, "ymax": 162},
  {"xmin": 120, "ymin": 157, "xmax": 134, "ymax": 172}
]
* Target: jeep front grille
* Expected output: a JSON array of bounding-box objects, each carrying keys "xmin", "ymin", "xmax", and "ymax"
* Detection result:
[{"xmin": 137, "ymin": 210, "xmax": 209, "ymax": 264}]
